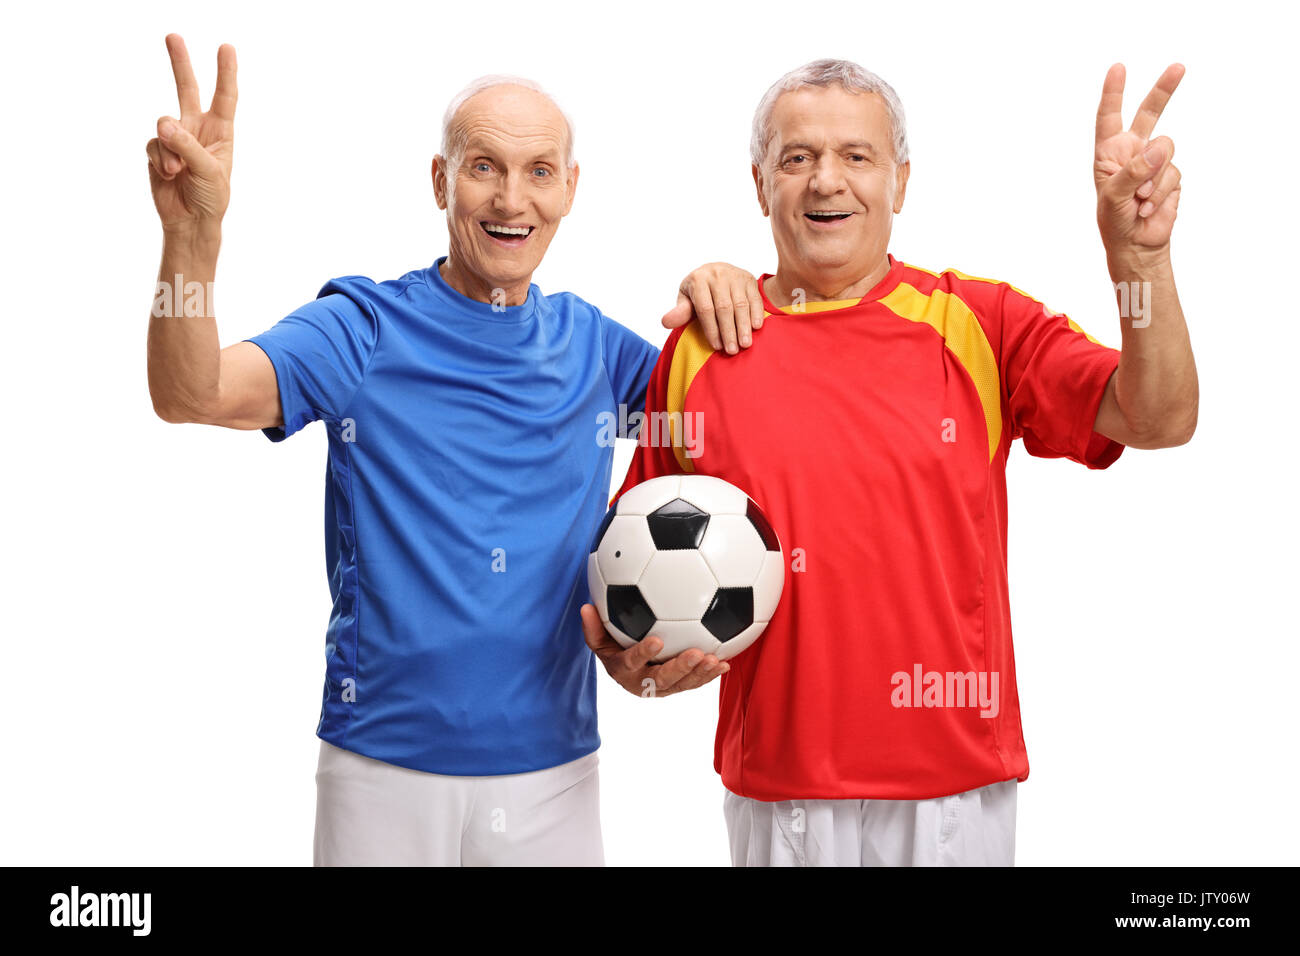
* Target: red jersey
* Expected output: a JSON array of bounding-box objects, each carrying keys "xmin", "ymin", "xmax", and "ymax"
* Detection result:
[{"xmin": 614, "ymin": 255, "xmax": 1124, "ymax": 800}]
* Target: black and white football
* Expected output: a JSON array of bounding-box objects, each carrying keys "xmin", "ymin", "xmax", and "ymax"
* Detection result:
[{"xmin": 587, "ymin": 475, "xmax": 784, "ymax": 662}]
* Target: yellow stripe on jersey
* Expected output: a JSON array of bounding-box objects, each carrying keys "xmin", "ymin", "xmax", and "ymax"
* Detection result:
[
  {"xmin": 1064, "ymin": 317, "xmax": 1103, "ymax": 345},
  {"xmin": 665, "ymin": 322, "xmax": 719, "ymax": 473},
  {"xmin": 908, "ymin": 264, "xmax": 1108, "ymax": 347},
  {"xmin": 878, "ymin": 282, "xmax": 1004, "ymax": 462}
]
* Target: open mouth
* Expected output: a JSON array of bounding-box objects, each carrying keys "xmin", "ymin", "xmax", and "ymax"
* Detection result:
[
  {"xmin": 804, "ymin": 211, "xmax": 854, "ymax": 224},
  {"xmin": 481, "ymin": 221, "xmax": 535, "ymax": 244}
]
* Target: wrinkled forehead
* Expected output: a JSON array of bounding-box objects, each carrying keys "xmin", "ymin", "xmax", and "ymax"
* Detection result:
[
  {"xmin": 450, "ymin": 86, "xmax": 570, "ymax": 163},
  {"xmin": 767, "ymin": 86, "xmax": 893, "ymax": 158}
]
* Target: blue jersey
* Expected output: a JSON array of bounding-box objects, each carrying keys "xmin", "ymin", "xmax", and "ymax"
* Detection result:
[{"xmin": 246, "ymin": 257, "xmax": 658, "ymax": 774}]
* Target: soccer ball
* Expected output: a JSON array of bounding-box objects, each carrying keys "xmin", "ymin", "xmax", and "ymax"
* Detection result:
[{"xmin": 587, "ymin": 475, "xmax": 785, "ymax": 662}]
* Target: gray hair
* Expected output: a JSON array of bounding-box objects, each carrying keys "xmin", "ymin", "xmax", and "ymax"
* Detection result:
[
  {"xmin": 440, "ymin": 74, "xmax": 577, "ymax": 182},
  {"xmin": 749, "ymin": 59, "xmax": 909, "ymax": 167}
]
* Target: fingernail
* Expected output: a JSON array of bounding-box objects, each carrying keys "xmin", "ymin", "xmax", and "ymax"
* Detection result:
[
  {"xmin": 161, "ymin": 119, "xmax": 177, "ymax": 138},
  {"xmin": 1139, "ymin": 200, "xmax": 1155, "ymax": 217},
  {"xmin": 741, "ymin": 335, "xmax": 751, "ymax": 346},
  {"xmin": 1144, "ymin": 146, "xmax": 1164, "ymax": 167},
  {"xmin": 1137, "ymin": 179, "xmax": 1154, "ymax": 198}
]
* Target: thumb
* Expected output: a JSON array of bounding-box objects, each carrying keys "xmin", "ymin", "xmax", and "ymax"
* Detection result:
[
  {"xmin": 1106, "ymin": 143, "xmax": 1167, "ymax": 198},
  {"xmin": 158, "ymin": 118, "xmax": 220, "ymax": 179},
  {"xmin": 661, "ymin": 291, "xmax": 693, "ymax": 329}
]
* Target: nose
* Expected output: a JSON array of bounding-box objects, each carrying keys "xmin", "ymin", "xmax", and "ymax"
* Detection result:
[
  {"xmin": 494, "ymin": 168, "xmax": 528, "ymax": 217},
  {"xmin": 809, "ymin": 153, "xmax": 846, "ymax": 196}
]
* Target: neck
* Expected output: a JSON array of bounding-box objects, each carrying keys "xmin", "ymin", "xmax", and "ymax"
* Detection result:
[
  {"xmin": 766, "ymin": 255, "xmax": 893, "ymax": 306},
  {"xmin": 439, "ymin": 254, "xmax": 531, "ymax": 307}
]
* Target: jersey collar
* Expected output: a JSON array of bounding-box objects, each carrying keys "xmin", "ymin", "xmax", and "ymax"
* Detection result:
[
  {"xmin": 423, "ymin": 255, "xmax": 540, "ymax": 323},
  {"xmin": 758, "ymin": 254, "xmax": 904, "ymax": 316}
]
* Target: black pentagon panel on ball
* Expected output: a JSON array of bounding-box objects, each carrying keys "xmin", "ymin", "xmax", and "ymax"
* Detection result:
[
  {"xmin": 590, "ymin": 505, "xmax": 617, "ymax": 554},
  {"xmin": 647, "ymin": 498, "xmax": 710, "ymax": 550},
  {"xmin": 607, "ymin": 586, "xmax": 656, "ymax": 641},
  {"xmin": 746, "ymin": 499, "xmax": 781, "ymax": 552},
  {"xmin": 702, "ymin": 587, "xmax": 754, "ymax": 642}
]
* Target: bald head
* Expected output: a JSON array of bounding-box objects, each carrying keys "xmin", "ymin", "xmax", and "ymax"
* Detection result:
[{"xmin": 440, "ymin": 77, "xmax": 575, "ymax": 183}]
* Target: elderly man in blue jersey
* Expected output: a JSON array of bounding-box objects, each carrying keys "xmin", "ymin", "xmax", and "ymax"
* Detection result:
[{"xmin": 145, "ymin": 35, "xmax": 762, "ymax": 866}]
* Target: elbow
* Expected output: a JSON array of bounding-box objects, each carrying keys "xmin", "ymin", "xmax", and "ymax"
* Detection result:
[
  {"xmin": 151, "ymin": 392, "xmax": 189, "ymax": 424},
  {"xmin": 153, "ymin": 402, "xmax": 194, "ymax": 425},
  {"xmin": 149, "ymin": 375, "xmax": 221, "ymax": 425},
  {"xmin": 1154, "ymin": 425, "xmax": 1195, "ymax": 448},
  {"xmin": 1132, "ymin": 404, "xmax": 1197, "ymax": 449},
  {"xmin": 1166, "ymin": 396, "xmax": 1199, "ymax": 447},
  {"xmin": 151, "ymin": 392, "xmax": 208, "ymax": 425},
  {"xmin": 1168, "ymin": 413, "xmax": 1197, "ymax": 448}
]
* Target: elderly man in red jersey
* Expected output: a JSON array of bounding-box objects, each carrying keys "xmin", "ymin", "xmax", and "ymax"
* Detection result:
[{"xmin": 583, "ymin": 58, "xmax": 1196, "ymax": 866}]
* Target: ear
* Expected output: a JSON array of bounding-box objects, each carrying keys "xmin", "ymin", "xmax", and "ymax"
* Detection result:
[
  {"xmin": 561, "ymin": 162, "xmax": 580, "ymax": 216},
  {"xmin": 892, "ymin": 160, "xmax": 910, "ymax": 214},
  {"xmin": 432, "ymin": 155, "xmax": 449, "ymax": 210},
  {"xmin": 752, "ymin": 164, "xmax": 770, "ymax": 217}
]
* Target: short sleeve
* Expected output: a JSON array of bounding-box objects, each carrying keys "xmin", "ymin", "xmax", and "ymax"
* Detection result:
[
  {"xmin": 999, "ymin": 285, "xmax": 1124, "ymax": 469},
  {"xmin": 244, "ymin": 281, "xmax": 380, "ymax": 442},
  {"xmin": 599, "ymin": 312, "xmax": 659, "ymax": 438}
]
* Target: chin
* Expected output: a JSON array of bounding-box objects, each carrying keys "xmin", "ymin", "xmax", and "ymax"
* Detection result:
[
  {"xmin": 801, "ymin": 248, "xmax": 858, "ymax": 271},
  {"xmin": 475, "ymin": 250, "xmax": 534, "ymax": 277}
]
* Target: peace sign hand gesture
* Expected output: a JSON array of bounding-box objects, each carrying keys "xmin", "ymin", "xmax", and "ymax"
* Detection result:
[
  {"xmin": 1094, "ymin": 63, "xmax": 1184, "ymax": 258},
  {"xmin": 147, "ymin": 34, "xmax": 237, "ymax": 238}
]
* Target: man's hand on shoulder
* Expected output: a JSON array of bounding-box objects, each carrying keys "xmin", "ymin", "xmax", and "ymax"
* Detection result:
[{"xmin": 662, "ymin": 263, "xmax": 765, "ymax": 354}]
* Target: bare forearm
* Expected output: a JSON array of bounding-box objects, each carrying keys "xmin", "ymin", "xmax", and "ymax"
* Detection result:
[
  {"xmin": 148, "ymin": 228, "xmax": 222, "ymax": 421},
  {"xmin": 1107, "ymin": 250, "xmax": 1198, "ymax": 444}
]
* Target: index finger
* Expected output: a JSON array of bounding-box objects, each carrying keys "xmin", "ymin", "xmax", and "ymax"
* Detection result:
[
  {"xmin": 684, "ymin": 280, "xmax": 721, "ymax": 351},
  {"xmin": 650, "ymin": 648, "xmax": 710, "ymax": 691},
  {"xmin": 612, "ymin": 635, "xmax": 664, "ymax": 672},
  {"xmin": 1129, "ymin": 63, "xmax": 1185, "ymax": 141},
  {"xmin": 1095, "ymin": 63, "xmax": 1126, "ymax": 145},
  {"xmin": 165, "ymin": 34, "xmax": 202, "ymax": 121}
]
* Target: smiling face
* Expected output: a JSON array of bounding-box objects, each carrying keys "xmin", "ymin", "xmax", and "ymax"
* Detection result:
[
  {"xmin": 433, "ymin": 84, "xmax": 578, "ymax": 305},
  {"xmin": 754, "ymin": 84, "xmax": 909, "ymax": 301}
]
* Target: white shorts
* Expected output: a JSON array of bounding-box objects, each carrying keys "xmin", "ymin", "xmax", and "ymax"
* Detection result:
[
  {"xmin": 723, "ymin": 778, "xmax": 1018, "ymax": 867},
  {"xmin": 313, "ymin": 740, "xmax": 604, "ymax": 866}
]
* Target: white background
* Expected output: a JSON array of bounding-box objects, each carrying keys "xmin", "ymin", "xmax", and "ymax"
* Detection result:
[{"xmin": 3, "ymin": 0, "xmax": 1296, "ymax": 866}]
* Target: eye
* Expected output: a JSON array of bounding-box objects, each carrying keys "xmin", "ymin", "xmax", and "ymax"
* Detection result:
[
  {"xmin": 848, "ymin": 154, "xmax": 867, "ymax": 162},
  {"xmin": 473, "ymin": 161, "xmax": 492, "ymax": 173},
  {"xmin": 532, "ymin": 167, "xmax": 550, "ymax": 178}
]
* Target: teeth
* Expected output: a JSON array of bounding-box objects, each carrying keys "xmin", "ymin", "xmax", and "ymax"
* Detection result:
[
  {"xmin": 484, "ymin": 223, "xmax": 532, "ymax": 236},
  {"xmin": 807, "ymin": 211, "xmax": 850, "ymax": 218}
]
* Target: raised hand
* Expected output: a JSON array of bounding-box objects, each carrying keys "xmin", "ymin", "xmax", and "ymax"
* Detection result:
[
  {"xmin": 1094, "ymin": 63, "xmax": 1184, "ymax": 255},
  {"xmin": 146, "ymin": 35, "xmax": 237, "ymax": 236}
]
